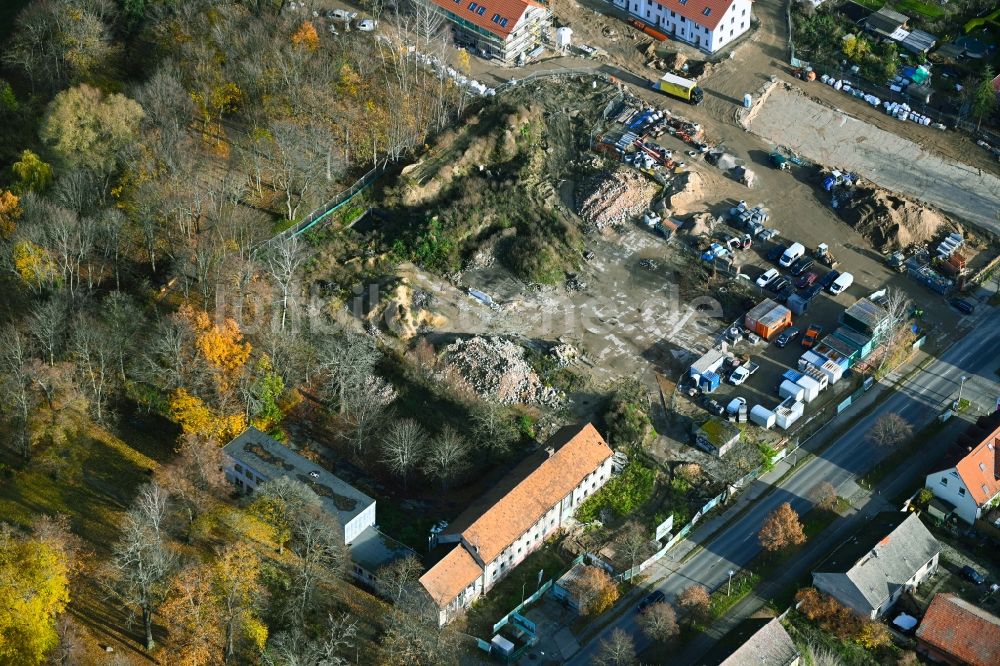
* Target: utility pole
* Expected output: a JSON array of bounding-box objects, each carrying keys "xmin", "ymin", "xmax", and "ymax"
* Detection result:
[{"xmin": 727, "ymin": 569, "xmax": 735, "ymax": 596}]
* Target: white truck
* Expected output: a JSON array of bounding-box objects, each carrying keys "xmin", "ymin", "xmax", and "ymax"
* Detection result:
[
  {"xmin": 779, "ymin": 242, "xmax": 805, "ymax": 268},
  {"xmin": 829, "ymin": 272, "xmax": 854, "ymax": 295}
]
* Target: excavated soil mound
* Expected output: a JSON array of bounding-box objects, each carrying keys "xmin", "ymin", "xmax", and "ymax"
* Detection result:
[
  {"xmin": 668, "ymin": 171, "xmax": 705, "ymax": 214},
  {"xmin": 836, "ymin": 185, "xmax": 952, "ymax": 251}
]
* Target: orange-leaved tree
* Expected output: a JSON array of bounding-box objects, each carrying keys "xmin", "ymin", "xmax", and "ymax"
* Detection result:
[
  {"xmin": 291, "ymin": 21, "xmax": 319, "ymax": 51},
  {"xmin": 758, "ymin": 502, "xmax": 807, "ymax": 553},
  {"xmin": 0, "ymin": 189, "xmax": 21, "ymax": 238}
]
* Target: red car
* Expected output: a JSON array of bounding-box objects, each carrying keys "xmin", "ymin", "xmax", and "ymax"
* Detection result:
[
  {"xmin": 795, "ymin": 272, "xmax": 818, "ymax": 289},
  {"xmin": 802, "ymin": 325, "xmax": 823, "ymax": 349}
]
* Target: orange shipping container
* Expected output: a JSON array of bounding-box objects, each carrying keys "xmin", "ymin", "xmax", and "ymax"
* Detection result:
[{"xmin": 745, "ymin": 299, "xmax": 793, "ymax": 340}]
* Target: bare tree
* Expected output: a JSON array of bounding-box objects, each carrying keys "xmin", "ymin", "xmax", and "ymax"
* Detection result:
[
  {"xmin": 472, "ymin": 401, "xmax": 519, "ymax": 454},
  {"xmin": 287, "ymin": 503, "xmax": 348, "ymax": 623},
  {"xmin": 318, "ymin": 332, "xmax": 380, "ymax": 414},
  {"xmin": 616, "ymin": 522, "xmax": 652, "ymax": 571},
  {"xmin": 377, "ymin": 555, "xmax": 425, "ymax": 606},
  {"xmin": 0, "ymin": 325, "xmax": 36, "ymax": 459},
  {"xmin": 811, "ymin": 481, "xmax": 839, "ymax": 513},
  {"xmin": 867, "ymin": 412, "xmax": 913, "ymax": 450},
  {"xmin": 267, "ymin": 121, "xmax": 333, "ymax": 221},
  {"xmin": 102, "ymin": 291, "xmax": 143, "ymax": 383},
  {"xmin": 105, "ymin": 506, "xmax": 176, "ymax": 650},
  {"xmin": 876, "ymin": 287, "xmax": 912, "ymax": 375},
  {"xmin": 29, "ymin": 297, "xmax": 68, "ymax": 366},
  {"xmin": 156, "ymin": 433, "xmax": 227, "ymax": 541},
  {"xmin": 422, "ymin": 425, "xmax": 470, "ymax": 489},
  {"xmin": 264, "ymin": 612, "xmax": 359, "ymax": 666},
  {"xmin": 406, "ymin": 0, "xmax": 446, "ymax": 46},
  {"xmin": 594, "ymin": 628, "xmax": 637, "ymax": 666},
  {"xmin": 72, "ymin": 314, "xmax": 116, "ymax": 421},
  {"xmin": 381, "ymin": 419, "xmax": 427, "ymax": 486},
  {"xmin": 344, "ymin": 373, "xmax": 397, "ymax": 453},
  {"xmin": 263, "ymin": 233, "xmax": 308, "ymax": 330},
  {"xmin": 638, "ymin": 602, "xmax": 679, "ymax": 643},
  {"xmin": 133, "ymin": 482, "xmax": 170, "ymax": 543}
]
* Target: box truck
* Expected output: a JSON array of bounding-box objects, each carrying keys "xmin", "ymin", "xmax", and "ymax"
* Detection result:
[{"xmin": 654, "ymin": 73, "xmax": 704, "ymax": 105}]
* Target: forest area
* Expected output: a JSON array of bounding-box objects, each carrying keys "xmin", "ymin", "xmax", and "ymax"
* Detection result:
[{"xmin": 0, "ymin": 0, "xmax": 516, "ymax": 663}]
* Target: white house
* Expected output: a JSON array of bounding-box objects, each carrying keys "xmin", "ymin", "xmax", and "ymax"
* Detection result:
[
  {"xmin": 812, "ymin": 512, "xmax": 940, "ymax": 619},
  {"xmin": 419, "ymin": 423, "xmax": 615, "ymax": 625},
  {"xmin": 925, "ymin": 419, "xmax": 1000, "ymax": 525},
  {"xmin": 613, "ymin": 0, "xmax": 753, "ymax": 54},
  {"xmin": 423, "ymin": 0, "xmax": 551, "ymax": 64}
]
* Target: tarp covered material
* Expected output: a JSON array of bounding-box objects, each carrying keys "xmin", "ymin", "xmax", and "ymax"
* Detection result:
[{"xmin": 892, "ymin": 614, "xmax": 918, "ymax": 631}]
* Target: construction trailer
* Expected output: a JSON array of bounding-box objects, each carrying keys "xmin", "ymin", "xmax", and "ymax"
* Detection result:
[
  {"xmin": 775, "ymin": 398, "xmax": 804, "ymax": 430},
  {"xmin": 745, "ymin": 299, "xmax": 793, "ymax": 340}
]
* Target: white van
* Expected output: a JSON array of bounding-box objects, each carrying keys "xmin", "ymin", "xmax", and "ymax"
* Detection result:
[
  {"xmin": 779, "ymin": 242, "xmax": 805, "ymax": 268},
  {"xmin": 829, "ymin": 272, "xmax": 854, "ymax": 295}
]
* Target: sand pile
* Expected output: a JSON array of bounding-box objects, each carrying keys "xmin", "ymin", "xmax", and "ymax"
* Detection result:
[
  {"xmin": 576, "ymin": 168, "xmax": 659, "ymax": 230},
  {"xmin": 836, "ymin": 185, "xmax": 951, "ymax": 251},
  {"xmin": 376, "ymin": 282, "xmax": 448, "ymax": 340},
  {"xmin": 668, "ymin": 171, "xmax": 705, "ymax": 214},
  {"xmin": 685, "ymin": 211, "xmax": 716, "ymax": 236}
]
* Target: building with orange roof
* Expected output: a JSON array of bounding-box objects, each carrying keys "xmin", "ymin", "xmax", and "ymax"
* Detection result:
[
  {"xmin": 423, "ymin": 0, "xmax": 550, "ymax": 64},
  {"xmin": 925, "ymin": 415, "xmax": 1000, "ymax": 524},
  {"xmin": 420, "ymin": 423, "xmax": 615, "ymax": 624},
  {"xmin": 612, "ymin": 0, "xmax": 753, "ymax": 54},
  {"xmin": 916, "ymin": 593, "xmax": 1000, "ymax": 666}
]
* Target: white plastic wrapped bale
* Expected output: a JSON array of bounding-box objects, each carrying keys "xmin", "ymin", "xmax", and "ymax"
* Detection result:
[
  {"xmin": 775, "ymin": 398, "xmax": 804, "ymax": 430},
  {"xmin": 779, "ymin": 380, "xmax": 805, "ymax": 402},
  {"xmin": 750, "ymin": 405, "xmax": 776, "ymax": 429},
  {"xmin": 795, "ymin": 374, "xmax": 822, "ymax": 402}
]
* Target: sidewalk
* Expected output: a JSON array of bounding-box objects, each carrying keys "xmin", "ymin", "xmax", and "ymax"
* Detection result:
[{"xmin": 647, "ymin": 346, "xmax": 929, "ymax": 580}]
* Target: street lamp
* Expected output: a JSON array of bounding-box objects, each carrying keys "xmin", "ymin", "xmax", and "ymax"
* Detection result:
[
  {"xmin": 727, "ymin": 570, "xmax": 735, "ymax": 597},
  {"xmin": 957, "ymin": 375, "xmax": 967, "ymax": 409}
]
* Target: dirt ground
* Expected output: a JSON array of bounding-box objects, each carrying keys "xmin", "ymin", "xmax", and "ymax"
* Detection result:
[{"xmin": 746, "ymin": 85, "xmax": 1000, "ymax": 235}]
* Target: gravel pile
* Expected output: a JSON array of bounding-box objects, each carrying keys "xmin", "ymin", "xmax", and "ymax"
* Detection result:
[
  {"xmin": 442, "ymin": 336, "xmax": 563, "ymax": 406},
  {"xmin": 576, "ymin": 169, "xmax": 657, "ymax": 231}
]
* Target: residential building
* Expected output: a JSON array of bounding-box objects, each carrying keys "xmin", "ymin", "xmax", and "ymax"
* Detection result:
[
  {"xmin": 696, "ymin": 617, "xmax": 799, "ymax": 666},
  {"xmin": 612, "ymin": 0, "xmax": 754, "ymax": 54},
  {"xmin": 223, "ymin": 427, "xmax": 413, "ymax": 582},
  {"xmin": 812, "ymin": 512, "xmax": 939, "ymax": 619},
  {"xmin": 419, "ymin": 423, "xmax": 615, "ymax": 624},
  {"xmin": 423, "ymin": 0, "xmax": 551, "ymax": 64},
  {"xmin": 925, "ymin": 414, "xmax": 1000, "ymax": 524},
  {"xmin": 916, "ymin": 593, "xmax": 1000, "ymax": 666}
]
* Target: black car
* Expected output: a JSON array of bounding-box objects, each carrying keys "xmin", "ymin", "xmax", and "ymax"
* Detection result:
[
  {"xmin": 703, "ymin": 398, "xmax": 725, "ymax": 416},
  {"xmin": 775, "ymin": 284, "xmax": 795, "ymax": 303},
  {"xmin": 802, "ymin": 283, "xmax": 824, "ymax": 301},
  {"xmin": 638, "ymin": 590, "xmax": 666, "ymax": 612},
  {"xmin": 767, "ymin": 277, "xmax": 790, "ymax": 294},
  {"xmin": 949, "ymin": 298, "xmax": 975, "ymax": 315},
  {"xmin": 767, "ymin": 244, "xmax": 788, "ymax": 264},
  {"xmin": 818, "ymin": 270, "xmax": 840, "ymax": 289},
  {"xmin": 960, "ymin": 565, "xmax": 986, "ymax": 585},
  {"xmin": 789, "ymin": 256, "xmax": 815, "ymax": 276},
  {"xmin": 775, "ymin": 326, "xmax": 800, "ymax": 348}
]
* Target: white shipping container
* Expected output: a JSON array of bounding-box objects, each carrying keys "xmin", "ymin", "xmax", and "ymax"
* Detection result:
[
  {"xmin": 750, "ymin": 405, "xmax": 776, "ymax": 429},
  {"xmin": 802, "ymin": 365, "xmax": 829, "ymax": 391},
  {"xmin": 795, "ymin": 375, "xmax": 822, "ymax": 402},
  {"xmin": 779, "ymin": 380, "xmax": 805, "ymax": 402},
  {"xmin": 820, "ymin": 360, "xmax": 844, "ymax": 384},
  {"xmin": 775, "ymin": 399, "xmax": 804, "ymax": 429}
]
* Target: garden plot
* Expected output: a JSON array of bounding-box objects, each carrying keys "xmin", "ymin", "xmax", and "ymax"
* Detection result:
[{"xmin": 747, "ymin": 86, "xmax": 1000, "ymax": 235}]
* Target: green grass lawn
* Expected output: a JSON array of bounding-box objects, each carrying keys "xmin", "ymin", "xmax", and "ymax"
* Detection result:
[{"xmin": 893, "ymin": 0, "xmax": 945, "ymax": 18}]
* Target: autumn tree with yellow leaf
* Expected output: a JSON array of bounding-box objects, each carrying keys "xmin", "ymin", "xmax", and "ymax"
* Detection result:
[
  {"xmin": 291, "ymin": 21, "xmax": 319, "ymax": 51},
  {"xmin": 0, "ymin": 190, "xmax": 21, "ymax": 238}
]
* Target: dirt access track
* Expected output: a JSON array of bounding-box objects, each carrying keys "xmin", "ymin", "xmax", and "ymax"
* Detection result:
[{"xmin": 747, "ymin": 86, "xmax": 1000, "ymax": 235}]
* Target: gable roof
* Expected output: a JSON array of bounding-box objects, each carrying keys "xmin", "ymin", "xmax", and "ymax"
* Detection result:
[
  {"xmin": 814, "ymin": 512, "xmax": 939, "ymax": 610},
  {"xmin": 716, "ymin": 617, "xmax": 799, "ymax": 666},
  {"xmin": 864, "ymin": 7, "xmax": 908, "ymax": 37},
  {"xmin": 953, "ymin": 422, "xmax": 1000, "ymax": 505},
  {"xmin": 445, "ymin": 423, "xmax": 613, "ymax": 564},
  {"xmin": 418, "ymin": 545, "xmax": 483, "ymax": 607},
  {"xmin": 651, "ymin": 0, "xmax": 738, "ymax": 32},
  {"xmin": 224, "ymin": 427, "xmax": 375, "ymax": 528},
  {"xmin": 916, "ymin": 594, "xmax": 1000, "ymax": 666},
  {"xmin": 428, "ymin": 0, "xmax": 544, "ymax": 39}
]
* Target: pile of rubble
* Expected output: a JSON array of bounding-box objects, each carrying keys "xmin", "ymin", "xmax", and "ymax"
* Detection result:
[
  {"xmin": 576, "ymin": 169, "xmax": 658, "ymax": 231},
  {"xmin": 549, "ymin": 343, "xmax": 580, "ymax": 367},
  {"xmin": 442, "ymin": 336, "xmax": 563, "ymax": 406},
  {"xmin": 835, "ymin": 182, "xmax": 951, "ymax": 251}
]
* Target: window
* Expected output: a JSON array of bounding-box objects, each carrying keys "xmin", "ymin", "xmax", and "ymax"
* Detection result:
[
  {"xmin": 981, "ymin": 462, "xmax": 988, "ymax": 472},
  {"xmin": 989, "ymin": 443, "xmax": 995, "ymax": 451},
  {"xmin": 678, "ymin": 0, "xmax": 686, "ymax": 4},
  {"xmin": 742, "ymin": 8, "xmax": 746, "ymax": 14},
  {"xmin": 517, "ymin": 547, "xmax": 522, "ymax": 554},
  {"xmin": 730, "ymin": 29, "xmax": 733, "ymax": 36},
  {"xmin": 492, "ymin": 12, "xmax": 500, "ymax": 21},
  {"xmin": 468, "ymin": 2, "xmax": 476, "ymax": 9},
  {"xmin": 740, "ymin": 22, "xmax": 745, "ymax": 28},
  {"xmin": 670, "ymin": 10, "xmax": 675, "ymax": 17},
  {"xmin": 983, "ymin": 484, "xmax": 990, "ymax": 495},
  {"xmin": 234, "ymin": 464, "xmax": 243, "ymax": 474},
  {"xmin": 958, "ymin": 487, "xmax": 966, "ymax": 496},
  {"xmin": 702, "ymin": 7, "xmax": 710, "ymax": 15},
  {"xmin": 500, "ymin": 17, "xmax": 508, "ymax": 27},
  {"xmin": 477, "ymin": 6, "xmax": 485, "ymax": 15},
  {"xmin": 940, "ymin": 477, "xmax": 948, "ymax": 486}
]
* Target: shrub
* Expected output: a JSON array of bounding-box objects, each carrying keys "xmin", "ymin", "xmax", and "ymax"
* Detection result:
[{"xmin": 576, "ymin": 461, "xmax": 656, "ymax": 523}]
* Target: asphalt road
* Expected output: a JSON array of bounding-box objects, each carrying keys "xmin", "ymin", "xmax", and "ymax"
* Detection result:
[{"xmin": 569, "ymin": 304, "xmax": 1000, "ymax": 664}]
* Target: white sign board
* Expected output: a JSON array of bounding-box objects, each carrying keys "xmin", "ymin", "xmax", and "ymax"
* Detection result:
[{"xmin": 654, "ymin": 515, "xmax": 674, "ymax": 542}]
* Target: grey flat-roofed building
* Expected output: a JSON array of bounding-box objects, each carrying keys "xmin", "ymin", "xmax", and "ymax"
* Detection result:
[
  {"xmin": 350, "ymin": 525, "xmax": 417, "ymax": 585},
  {"xmin": 901, "ymin": 29, "xmax": 937, "ymax": 54},
  {"xmin": 223, "ymin": 427, "xmax": 376, "ymax": 544}
]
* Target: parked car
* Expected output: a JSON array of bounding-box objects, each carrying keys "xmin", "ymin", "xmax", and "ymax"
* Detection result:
[
  {"xmin": 638, "ymin": 590, "xmax": 667, "ymax": 612},
  {"xmin": 949, "ymin": 298, "xmax": 975, "ymax": 315},
  {"xmin": 703, "ymin": 398, "xmax": 725, "ymax": 416},
  {"xmin": 789, "ymin": 256, "xmax": 815, "ymax": 276},
  {"xmin": 775, "ymin": 326, "xmax": 800, "ymax": 348},
  {"xmin": 818, "ymin": 269, "xmax": 840, "ymax": 290},
  {"xmin": 775, "ymin": 284, "xmax": 795, "ymax": 303},
  {"xmin": 803, "ymin": 283, "xmax": 824, "ymax": 301},
  {"xmin": 722, "ymin": 356, "xmax": 743, "ymax": 373},
  {"xmin": 767, "ymin": 244, "xmax": 788, "ymax": 263},
  {"xmin": 960, "ymin": 565, "xmax": 986, "ymax": 585},
  {"xmin": 828, "ymin": 272, "xmax": 854, "ymax": 295},
  {"xmin": 729, "ymin": 361, "xmax": 760, "ymax": 386},
  {"xmin": 757, "ymin": 268, "xmax": 779, "ymax": 288},
  {"xmin": 767, "ymin": 277, "xmax": 790, "ymax": 294},
  {"xmin": 779, "ymin": 242, "xmax": 805, "ymax": 268},
  {"xmin": 802, "ymin": 325, "xmax": 823, "ymax": 349},
  {"xmin": 795, "ymin": 271, "xmax": 819, "ymax": 289},
  {"xmin": 357, "ymin": 18, "xmax": 378, "ymax": 31}
]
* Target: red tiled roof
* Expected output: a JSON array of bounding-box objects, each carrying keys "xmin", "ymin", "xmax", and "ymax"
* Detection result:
[
  {"xmin": 655, "ymin": 0, "xmax": 739, "ymax": 32},
  {"xmin": 954, "ymin": 422, "xmax": 1000, "ymax": 505},
  {"xmin": 429, "ymin": 0, "xmax": 545, "ymax": 39},
  {"xmin": 916, "ymin": 594, "xmax": 1000, "ymax": 666},
  {"xmin": 418, "ymin": 545, "xmax": 483, "ymax": 607}
]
